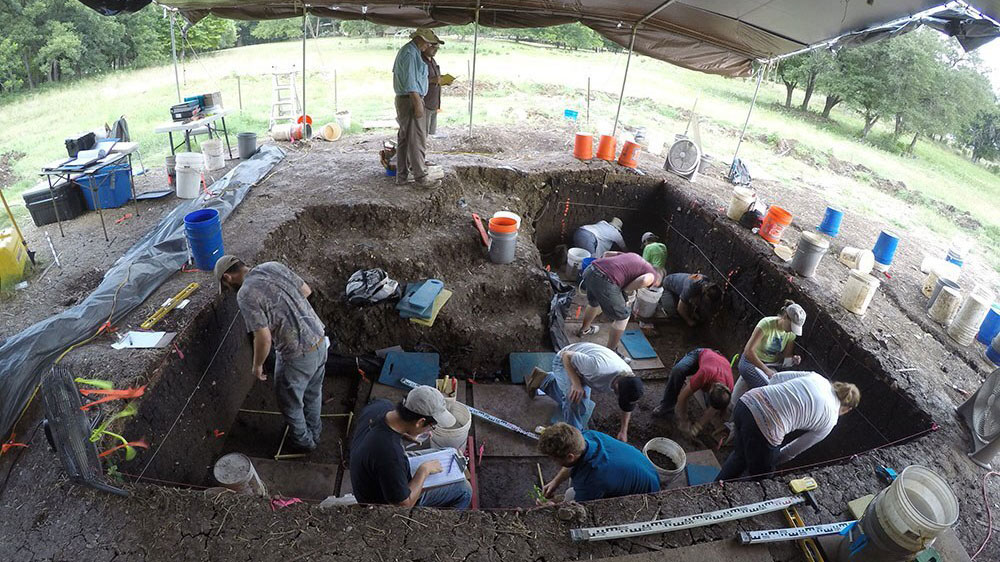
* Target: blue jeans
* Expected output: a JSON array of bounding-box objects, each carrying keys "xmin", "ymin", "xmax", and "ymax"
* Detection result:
[
  {"xmin": 274, "ymin": 338, "xmax": 329, "ymax": 448},
  {"xmin": 539, "ymin": 355, "xmax": 594, "ymax": 430},
  {"xmin": 572, "ymin": 228, "xmax": 599, "ymax": 257},
  {"xmin": 716, "ymin": 401, "xmax": 779, "ymax": 481},
  {"xmin": 417, "ymin": 479, "xmax": 473, "ymax": 509},
  {"xmin": 731, "ymin": 355, "xmax": 771, "ymax": 406},
  {"xmin": 659, "ymin": 348, "xmax": 703, "ymax": 414}
]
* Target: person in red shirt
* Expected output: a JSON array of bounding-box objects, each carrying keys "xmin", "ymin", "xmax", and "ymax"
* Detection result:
[
  {"xmin": 652, "ymin": 348, "xmax": 733, "ymax": 436},
  {"xmin": 577, "ymin": 252, "xmax": 664, "ymax": 352}
]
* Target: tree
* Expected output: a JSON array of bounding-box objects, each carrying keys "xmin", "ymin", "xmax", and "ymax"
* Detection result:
[
  {"xmin": 797, "ymin": 50, "xmax": 834, "ymax": 112},
  {"xmin": 182, "ymin": 15, "xmax": 236, "ymax": 52},
  {"xmin": 775, "ymin": 56, "xmax": 803, "ymax": 108},
  {"xmin": 340, "ymin": 20, "xmax": 381, "ymax": 37},
  {"xmin": 252, "ymin": 18, "xmax": 305, "ymax": 41},
  {"xmin": 36, "ymin": 21, "xmax": 81, "ymax": 81},
  {"xmin": 963, "ymin": 110, "xmax": 1000, "ymax": 162}
]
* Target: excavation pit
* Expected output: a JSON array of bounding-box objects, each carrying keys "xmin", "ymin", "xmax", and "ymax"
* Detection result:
[{"xmin": 120, "ymin": 166, "xmax": 933, "ymax": 511}]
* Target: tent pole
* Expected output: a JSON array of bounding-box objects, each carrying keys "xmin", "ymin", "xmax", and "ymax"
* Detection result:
[
  {"xmin": 468, "ymin": 0, "xmax": 481, "ymax": 138},
  {"xmin": 170, "ymin": 12, "xmax": 181, "ymax": 102},
  {"xmin": 302, "ymin": 5, "xmax": 307, "ymax": 128},
  {"xmin": 611, "ymin": 27, "xmax": 637, "ymax": 136},
  {"xmin": 731, "ymin": 61, "xmax": 768, "ymax": 164}
]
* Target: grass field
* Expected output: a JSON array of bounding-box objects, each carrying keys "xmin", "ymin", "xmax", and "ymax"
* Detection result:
[{"xmin": 1, "ymin": 35, "xmax": 997, "ymax": 269}]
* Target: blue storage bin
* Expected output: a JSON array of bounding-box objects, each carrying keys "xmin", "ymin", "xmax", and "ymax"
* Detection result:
[{"xmin": 78, "ymin": 164, "xmax": 132, "ymax": 210}]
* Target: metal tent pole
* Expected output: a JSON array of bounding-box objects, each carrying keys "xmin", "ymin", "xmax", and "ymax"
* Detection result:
[
  {"xmin": 468, "ymin": 0, "xmax": 481, "ymax": 138},
  {"xmin": 170, "ymin": 12, "xmax": 181, "ymax": 102},
  {"xmin": 611, "ymin": 0, "xmax": 678, "ymax": 136},
  {"xmin": 731, "ymin": 61, "xmax": 768, "ymax": 163},
  {"xmin": 302, "ymin": 6, "xmax": 307, "ymax": 129}
]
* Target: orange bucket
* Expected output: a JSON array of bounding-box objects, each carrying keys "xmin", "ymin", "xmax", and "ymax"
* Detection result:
[
  {"xmin": 618, "ymin": 141, "xmax": 641, "ymax": 168},
  {"xmin": 488, "ymin": 216, "xmax": 518, "ymax": 234},
  {"xmin": 573, "ymin": 133, "xmax": 594, "ymax": 160},
  {"xmin": 596, "ymin": 135, "xmax": 617, "ymax": 161},
  {"xmin": 759, "ymin": 206, "xmax": 793, "ymax": 244}
]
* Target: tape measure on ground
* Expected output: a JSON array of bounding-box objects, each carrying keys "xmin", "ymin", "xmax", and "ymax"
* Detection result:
[
  {"xmin": 570, "ymin": 495, "xmax": 806, "ymax": 542},
  {"xmin": 739, "ymin": 521, "xmax": 855, "ymax": 545},
  {"xmin": 398, "ymin": 377, "xmax": 539, "ymax": 440}
]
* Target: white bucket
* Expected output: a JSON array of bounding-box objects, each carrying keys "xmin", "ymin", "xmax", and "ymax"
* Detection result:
[
  {"xmin": 271, "ymin": 124, "xmax": 293, "ymax": 141},
  {"xmin": 726, "ymin": 187, "xmax": 755, "ymax": 221},
  {"xmin": 642, "ymin": 437, "xmax": 686, "ymax": 484},
  {"xmin": 841, "ymin": 270, "xmax": 879, "ymax": 315},
  {"xmin": 921, "ymin": 261, "xmax": 962, "ymax": 298},
  {"xmin": 492, "ymin": 211, "xmax": 521, "ymax": 230},
  {"xmin": 947, "ymin": 291, "xmax": 993, "ymax": 346},
  {"xmin": 928, "ymin": 286, "xmax": 962, "ymax": 326},
  {"xmin": 636, "ymin": 286, "xmax": 663, "ymax": 318},
  {"xmin": 839, "ymin": 247, "xmax": 875, "ymax": 274},
  {"xmin": 175, "ymin": 152, "xmax": 203, "ymax": 199},
  {"xmin": 319, "ymin": 122, "xmax": 342, "ymax": 141},
  {"xmin": 336, "ymin": 110, "xmax": 352, "ymax": 130},
  {"xmin": 566, "ymin": 247, "xmax": 590, "ymax": 279},
  {"xmin": 874, "ymin": 465, "xmax": 959, "ymax": 552},
  {"xmin": 213, "ymin": 453, "xmax": 268, "ymax": 496},
  {"xmin": 429, "ymin": 399, "xmax": 472, "ymax": 449},
  {"xmin": 201, "ymin": 139, "xmax": 225, "ymax": 171}
]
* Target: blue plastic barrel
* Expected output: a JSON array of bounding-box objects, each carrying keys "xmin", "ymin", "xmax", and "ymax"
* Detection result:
[
  {"xmin": 184, "ymin": 208, "xmax": 224, "ymax": 271},
  {"xmin": 816, "ymin": 206, "xmax": 844, "ymax": 237},
  {"xmin": 977, "ymin": 304, "xmax": 1000, "ymax": 345},
  {"xmin": 872, "ymin": 230, "xmax": 900, "ymax": 267}
]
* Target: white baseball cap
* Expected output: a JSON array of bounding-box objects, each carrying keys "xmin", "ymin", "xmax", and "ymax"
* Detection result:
[
  {"xmin": 785, "ymin": 303, "xmax": 806, "ymax": 336},
  {"xmin": 402, "ymin": 385, "xmax": 456, "ymax": 427}
]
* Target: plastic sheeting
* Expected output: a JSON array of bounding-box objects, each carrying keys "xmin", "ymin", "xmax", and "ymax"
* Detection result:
[
  {"xmin": 546, "ymin": 271, "xmax": 575, "ymax": 352},
  {"xmin": 0, "ymin": 145, "xmax": 286, "ymax": 441}
]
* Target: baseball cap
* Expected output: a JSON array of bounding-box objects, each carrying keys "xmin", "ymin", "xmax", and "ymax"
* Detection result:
[
  {"xmin": 785, "ymin": 303, "xmax": 806, "ymax": 336},
  {"xmin": 641, "ymin": 232, "xmax": 655, "ymax": 245},
  {"xmin": 411, "ymin": 28, "xmax": 444, "ymax": 45},
  {"xmin": 213, "ymin": 255, "xmax": 242, "ymax": 294},
  {"xmin": 403, "ymin": 385, "xmax": 456, "ymax": 427},
  {"xmin": 616, "ymin": 376, "xmax": 644, "ymax": 412},
  {"xmin": 610, "ymin": 217, "xmax": 623, "ymax": 231}
]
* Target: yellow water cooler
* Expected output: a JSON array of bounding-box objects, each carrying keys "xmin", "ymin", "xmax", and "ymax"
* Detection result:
[{"xmin": 0, "ymin": 227, "xmax": 29, "ymax": 290}]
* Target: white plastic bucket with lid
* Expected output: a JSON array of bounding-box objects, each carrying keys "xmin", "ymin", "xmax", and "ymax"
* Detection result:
[
  {"xmin": 928, "ymin": 286, "xmax": 962, "ymax": 325},
  {"xmin": 635, "ymin": 286, "xmax": 663, "ymax": 318},
  {"xmin": 838, "ymin": 247, "xmax": 875, "ymax": 274},
  {"xmin": 492, "ymin": 211, "xmax": 521, "ymax": 230},
  {"xmin": 565, "ymin": 247, "xmax": 590, "ymax": 279},
  {"xmin": 947, "ymin": 291, "xmax": 993, "ymax": 346},
  {"xmin": 642, "ymin": 438, "xmax": 686, "ymax": 484},
  {"xmin": 429, "ymin": 399, "xmax": 472, "ymax": 449},
  {"xmin": 726, "ymin": 187, "xmax": 755, "ymax": 221},
  {"xmin": 841, "ymin": 270, "xmax": 879, "ymax": 315},
  {"xmin": 213, "ymin": 452, "xmax": 268, "ymax": 496},
  {"xmin": 201, "ymin": 139, "xmax": 225, "ymax": 171},
  {"xmin": 921, "ymin": 261, "xmax": 962, "ymax": 298},
  {"xmin": 874, "ymin": 465, "xmax": 959, "ymax": 552},
  {"xmin": 175, "ymin": 152, "xmax": 203, "ymax": 199}
]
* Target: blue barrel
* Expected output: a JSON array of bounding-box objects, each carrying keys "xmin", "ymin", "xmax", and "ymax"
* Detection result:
[
  {"xmin": 872, "ymin": 230, "xmax": 900, "ymax": 267},
  {"xmin": 816, "ymin": 206, "xmax": 844, "ymax": 237},
  {"xmin": 184, "ymin": 209, "xmax": 224, "ymax": 271},
  {"xmin": 978, "ymin": 304, "xmax": 1000, "ymax": 345}
]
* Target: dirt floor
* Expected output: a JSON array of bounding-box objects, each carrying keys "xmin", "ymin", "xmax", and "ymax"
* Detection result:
[{"xmin": 0, "ymin": 118, "xmax": 998, "ymax": 561}]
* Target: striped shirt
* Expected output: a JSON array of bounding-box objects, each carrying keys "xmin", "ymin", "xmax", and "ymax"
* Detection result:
[{"xmin": 741, "ymin": 372, "xmax": 839, "ymax": 463}]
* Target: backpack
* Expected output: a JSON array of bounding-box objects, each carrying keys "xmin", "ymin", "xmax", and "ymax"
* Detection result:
[
  {"xmin": 728, "ymin": 157, "xmax": 752, "ymax": 186},
  {"xmin": 345, "ymin": 268, "xmax": 400, "ymax": 306}
]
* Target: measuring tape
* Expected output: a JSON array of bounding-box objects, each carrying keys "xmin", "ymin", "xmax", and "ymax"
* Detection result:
[
  {"xmin": 141, "ymin": 283, "xmax": 199, "ymax": 330},
  {"xmin": 399, "ymin": 378, "xmax": 539, "ymax": 440},
  {"xmin": 570, "ymin": 495, "xmax": 806, "ymax": 542},
  {"xmin": 739, "ymin": 521, "xmax": 854, "ymax": 545}
]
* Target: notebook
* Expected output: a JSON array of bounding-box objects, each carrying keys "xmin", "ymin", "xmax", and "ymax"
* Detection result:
[{"xmin": 408, "ymin": 448, "xmax": 466, "ymax": 489}]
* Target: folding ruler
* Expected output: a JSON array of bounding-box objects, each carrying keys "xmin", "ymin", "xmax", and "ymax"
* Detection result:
[
  {"xmin": 570, "ymin": 477, "xmax": 822, "ymax": 542},
  {"xmin": 399, "ymin": 377, "xmax": 539, "ymax": 440},
  {"xmin": 140, "ymin": 283, "xmax": 199, "ymax": 330},
  {"xmin": 738, "ymin": 521, "xmax": 854, "ymax": 544}
]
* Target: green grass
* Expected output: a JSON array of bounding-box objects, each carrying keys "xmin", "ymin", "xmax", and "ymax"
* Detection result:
[{"xmin": 0, "ymin": 35, "xmax": 996, "ymax": 269}]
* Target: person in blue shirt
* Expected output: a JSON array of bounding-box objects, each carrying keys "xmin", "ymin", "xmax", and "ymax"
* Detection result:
[
  {"xmin": 392, "ymin": 28, "xmax": 442, "ymax": 187},
  {"xmin": 538, "ymin": 423, "xmax": 660, "ymax": 502}
]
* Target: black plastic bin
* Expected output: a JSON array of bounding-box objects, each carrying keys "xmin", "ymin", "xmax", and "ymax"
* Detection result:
[{"xmin": 23, "ymin": 181, "xmax": 86, "ymax": 227}]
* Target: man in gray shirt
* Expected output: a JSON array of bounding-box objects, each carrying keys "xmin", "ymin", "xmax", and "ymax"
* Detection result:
[
  {"xmin": 216, "ymin": 255, "xmax": 329, "ymax": 451},
  {"xmin": 572, "ymin": 217, "xmax": 626, "ymax": 258}
]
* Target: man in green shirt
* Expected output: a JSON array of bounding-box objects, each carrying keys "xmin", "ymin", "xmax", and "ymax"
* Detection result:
[{"xmin": 640, "ymin": 232, "xmax": 666, "ymax": 269}]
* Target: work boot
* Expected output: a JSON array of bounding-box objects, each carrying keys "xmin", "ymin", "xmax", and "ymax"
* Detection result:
[
  {"xmin": 576, "ymin": 325, "xmax": 599, "ymax": 337},
  {"xmin": 525, "ymin": 367, "xmax": 548, "ymax": 397},
  {"xmin": 651, "ymin": 404, "xmax": 673, "ymax": 419}
]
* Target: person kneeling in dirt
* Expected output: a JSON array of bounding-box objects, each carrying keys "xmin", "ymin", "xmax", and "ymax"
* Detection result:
[
  {"xmin": 659, "ymin": 272, "xmax": 722, "ymax": 327},
  {"xmin": 217, "ymin": 256, "xmax": 330, "ymax": 452},
  {"xmin": 652, "ymin": 348, "xmax": 733, "ymax": 437},
  {"xmin": 716, "ymin": 372, "xmax": 859, "ymax": 481},
  {"xmin": 640, "ymin": 232, "xmax": 667, "ymax": 269},
  {"xmin": 730, "ymin": 300, "xmax": 805, "ymax": 406},
  {"xmin": 350, "ymin": 386, "xmax": 472, "ymax": 508},
  {"xmin": 526, "ymin": 342, "xmax": 645, "ymax": 442},
  {"xmin": 577, "ymin": 252, "xmax": 665, "ymax": 352},
  {"xmin": 572, "ymin": 217, "xmax": 626, "ymax": 259},
  {"xmin": 538, "ymin": 423, "xmax": 659, "ymax": 503}
]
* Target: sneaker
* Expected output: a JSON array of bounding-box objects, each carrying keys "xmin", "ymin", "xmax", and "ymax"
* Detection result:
[
  {"xmin": 576, "ymin": 325, "xmax": 600, "ymax": 337},
  {"xmin": 616, "ymin": 350, "xmax": 632, "ymax": 364},
  {"xmin": 285, "ymin": 440, "xmax": 316, "ymax": 455},
  {"xmin": 525, "ymin": 367, "xmax": 548, "ymax": 397},
  {"xmin": 651, "ymin": 404, "xmax": 673, "ymax": 419}
]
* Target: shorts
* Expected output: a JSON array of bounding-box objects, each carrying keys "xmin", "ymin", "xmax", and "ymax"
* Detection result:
[{"xmin": 580, "ymin": 266, "xmax": 629, "ymax": 321}]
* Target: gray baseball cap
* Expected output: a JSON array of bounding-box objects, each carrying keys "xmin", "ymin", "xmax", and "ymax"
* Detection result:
[
  {"xmin": 213, "ymin": 255, "xmax": 241, "ymax": 294},
  {"xmin": 785, "ymin": 303, "xmax": 806, "ymax": 336},
  {"xmin": 403, "ymin": 385, "xmax": 456, "ymax": 427}
]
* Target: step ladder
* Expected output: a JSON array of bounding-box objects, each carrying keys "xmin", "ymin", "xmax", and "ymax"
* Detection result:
[{"xmin": 269, "ymin": 66, "xmax": 302, "ymax": 130}]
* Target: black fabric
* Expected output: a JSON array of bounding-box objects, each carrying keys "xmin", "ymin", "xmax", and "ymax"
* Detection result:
[
  {"xmin": 662, "ymin": 273, "xmax": 700, "ymax": 303},
  {"xmin": 658, "ymin": 348, "xmax": 702, "ymax": 413},
  {"xmin": 717, "ymin": 401, "xmax": 780, "ymax": 481},
  {"xmin": 546, "ymin": 270, "xmax": 575, "ymax": 352},
  {"xmin": 77, "ymin": 0, "xmax": 151, "ymax": 15},
  {"xmin": 616, "ymin": 376, "xmax": 644, "ymax": 412},
  {"xmin": 349, "ymin": 399, "xmax": 410, "ymax": 505}
]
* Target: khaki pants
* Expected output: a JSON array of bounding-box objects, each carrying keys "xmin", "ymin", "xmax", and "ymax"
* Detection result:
[
  {"xmin": 395, "ymin": 95, "xmax": 428, "ymax": 181},
  {"xmin": 425, "ymin": 109, "xmax": 438, "ymax": 135}
]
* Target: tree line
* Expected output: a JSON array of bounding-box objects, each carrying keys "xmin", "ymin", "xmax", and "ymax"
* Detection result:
[{"xmin": 775, "ymin": 28, "xmax": 999, "ymax": 162}]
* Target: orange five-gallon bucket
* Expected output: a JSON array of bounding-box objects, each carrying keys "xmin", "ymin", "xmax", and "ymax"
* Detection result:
[
  {"xmin": 759, "ymin": 205, "xmax": 793, "ymax": 244},
  {"xmin": 573, "ymin": 133, "xmax": 594, "ymax": 160},
  {"xmin": 596, "ymin": 135, "xmax": 617, "ymax": 161},
  {"xmin": 618, "ymin": 141, "xmax": 641, "ymax": 168}
]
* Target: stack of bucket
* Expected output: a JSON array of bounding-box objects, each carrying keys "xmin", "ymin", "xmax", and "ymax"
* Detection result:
[
  {"xmin": 175, "ymin": 152, "xmax": 203, "ymax": 199},
  {"xmin": 202, "ymin": 139, "xmax": 225, "ymax": 171},
  {"xmin": 871, "ymin": 230, "xmax": 900, "ymax": 273},
  {"xmin": 487, "ymin": 214, "xmax": 519, "ymax": 265}
]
